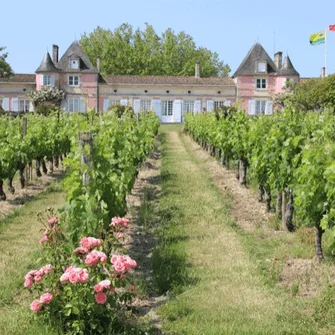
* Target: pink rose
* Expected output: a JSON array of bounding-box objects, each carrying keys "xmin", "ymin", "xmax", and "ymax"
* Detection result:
[
  {"xmin": 24, "ymin": 277, "xmax": 33, "ymax": 288},
  {"xmin": 41, "ymin": 264, "xmax": 53, "ymax": 274},
  {"xmin": 73, "ymin": 247, "xmax": 88, "ymax": 255},
  {"xmin": 116, "ymin": 232, "xmax": 123, "ymax": 239},
  {"xmin": 40, "ymin": 292, "xmax": 53, "ymax": 304},
  {"xmin": 80, "ymin": 237, "xmax": 90, "ymax": 249},
  {"xmin": 94, "ymin": 284, "xmax": 103, "ymax": 293},
  {"xmin": 85, "ymin": 253, "xmax": 99, "ymax": 267},
  {"xmin": 78, "ymin": 269, "xmax": 89, "ymax": 283},
  {"xmin": 130, "ymin": 285, "xmax": 136, "ymax": 291},
  {"xmin": 48, "ymin": 217, "xmax": 58, "ymax": 225},
  {"xmin": 39, "ymin": 235, "xmax": 49, "ymax": 245},
  {"xmin": 69, "ymin": 272, "xmax": 79, "ymax": 284},
  {"xmin": 121, "ymin": 218, "xmax": 129, "ymax": 227},
  {"xmin": 30, "ymin": 299, "xmax": 42, "ymax": 312},
  {"xmin": 34, "ymin": 275, "xmax": 42, "ymax": 283},
  {"xmin": 60, "ymin": 272, "xmax": 69, "ymax": 283},
  {"xmin": 95, "ymin": 292, "xmax": 107, "ymax": 304},
  {"xmin": 113, "ymin": 261, "xmax": 126, "ymax": 273},
  {"xmin": 100, "ymin": 280, "xmax": 111, "ymax": 288}
]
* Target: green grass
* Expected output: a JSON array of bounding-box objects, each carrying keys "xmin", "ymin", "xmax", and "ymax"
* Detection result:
[
  {"xmin": 152, "ymin": 125, "xmax": 335, "ymax": 335},
  {"xmin": 0, "ymin": 181, "xmax": 64, "ymax": 335}
]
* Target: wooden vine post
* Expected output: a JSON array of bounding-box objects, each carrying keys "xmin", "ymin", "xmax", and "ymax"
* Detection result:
[
  {"xmin": 78, "ymin": 131, "xmax": 93, "ymax": 186},
  {"xmin": 22, "ymin": 117, "xmax": 29, "ymax": 184}
]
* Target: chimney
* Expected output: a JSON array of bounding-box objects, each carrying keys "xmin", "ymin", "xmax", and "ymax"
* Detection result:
[
  {"xmin": 96, "ymin": 57, "xmax": 101, "ymax": 72},
  {"xmin": 195, "ymin": 61, "xmax": 200, "ymax": 79},
  {"xmin": 321, "ymin": 66, "xmax": 326, "ymax": 78},
  {"xmin": 52, "ymin": 44, "xmax": 59, "ymax": 64},
  {"xmin": 274, "ymin": 51, "xmax": 282, "ymax": 70}
]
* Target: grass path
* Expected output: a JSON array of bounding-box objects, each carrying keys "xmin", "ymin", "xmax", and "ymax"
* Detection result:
[
  {"xmin": 0, "ymin": 182, "xmax": 64, "ymax": 335},
  {"xmin": 153, "ymin": 126, "xmax": 330, "ymax": 335}
]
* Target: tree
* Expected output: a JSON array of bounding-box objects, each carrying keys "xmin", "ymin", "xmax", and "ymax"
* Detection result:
[
  {"xmin": 0, "ymin": 47, "xmax": 13, "ymax": 77},
  {"xmin": 80, "ymin": 24, "xmax": 230, "ymax": 77}
]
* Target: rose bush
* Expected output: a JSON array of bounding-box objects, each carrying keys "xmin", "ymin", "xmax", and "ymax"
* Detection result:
[{"xmin": 25, "ymin": 215, "xmax": 137, "ymax": 334}]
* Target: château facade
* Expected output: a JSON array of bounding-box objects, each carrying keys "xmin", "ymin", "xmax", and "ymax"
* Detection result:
[{"xmin": 0, "ymin": 41, "xmax": 299, "ymax": 122}]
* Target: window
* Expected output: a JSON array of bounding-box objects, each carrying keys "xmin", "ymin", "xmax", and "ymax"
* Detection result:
[
  {"xmin": 255, "ymin": 100, "xmax": 266, "ymax": 115},
  {"xmin": 19, "ymin": 99, "xmax": 30, "ymax": 112},
  {"xmin": 68, "ymin": 75, "xmax": 80, "ymax": 87},
  {"xmin": 68, "ymin": 98, "xmax": 80, "ymax": 112},
  {"xmin": 42, "ymin": 75, "xmax": 53, "ymax": 86},
  {"xmin": 257, "ymin": 62, "xmax": 267, "ymax": 72},
  {"xmin": 256, "ymin": 78, "xmax": 267, "ymax": 89},
  {"xmin": 184, "ymin": 101, "xmax": 194, "ymax": 113},
  {"xmin": 161, "ymin": 101, "xmax": 173, "ymax": 116},
  {"xmin": 140, "ymin": 100, "xmax": 151, "ymax": 111},
  {"xmin": 110, "ymin": 100, "xmax": 120, "ymax": 106},
  {"xmin": 214, "ymin": 101, "xmax": 225, "ymax": 109},
  {"xmin": 70, "ymin": 59, "xmax": 79, "ymax": 69}
]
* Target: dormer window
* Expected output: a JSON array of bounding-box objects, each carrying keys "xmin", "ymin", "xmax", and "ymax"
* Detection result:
[
  {"xmin": 257, "ymin": 62, "xmax": 267, "ymax": 73},
  {"xmin": 70, "ymin": 58, "xmax": 79, "ymax": 69}
]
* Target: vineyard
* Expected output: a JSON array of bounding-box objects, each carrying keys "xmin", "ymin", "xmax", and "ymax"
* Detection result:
[{"xmin": 185, "ymin": 109, "xmax": 335, "ymax": 260}]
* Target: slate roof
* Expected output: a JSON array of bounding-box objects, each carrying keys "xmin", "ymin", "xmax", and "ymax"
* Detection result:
[
  {"xmin": 277, "ymin": 55, "xmax": 299, "ymax": 76},
  {"xmin": 56, "ymin": 41, "xmax": 98, "ymax": 73},
  {"xmin": 233, "ymin": 43, "xmax": 277, "ymax": 77},
  {"xmin": 0, "ymin": 73, "xmax": 35, "ymax": 83},
  {"xmin": 101, "ymin": 75, "xmax": 235, "ymax": 86},
  {"xmin": 36, "ymin": 52, "xmax": 59, "ymax": 73}
]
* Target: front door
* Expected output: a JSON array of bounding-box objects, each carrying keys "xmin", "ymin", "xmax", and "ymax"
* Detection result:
[{"xmin": 161, "ymin": 100, "xmax": 174, "ymax": 123}]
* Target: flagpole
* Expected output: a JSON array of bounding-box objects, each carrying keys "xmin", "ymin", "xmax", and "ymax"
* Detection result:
[{"xmin": 325, "ymin": 28, "xmax": 327, "ymax": 76}]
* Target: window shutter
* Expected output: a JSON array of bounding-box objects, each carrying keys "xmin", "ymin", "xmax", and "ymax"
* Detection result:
[
  {"xmin": 103, "ymin": 98, "xmax": 110, "ymax": 112},
  {"xmin": 194, "ymin": 100, "xmax": 201, "ymax": 113},
  {"xmin": 265, "ymin": 100, "xmax": 273, "ymax": 115},
  {"xmin": 224, "ymin": 100, "xmax": 231, "ymax": 107},
  {"xmin": 120, "ymin": 98, "xmax": 128, "ymax": 106},
  {"xmin": 3, "ymin": 98, "xmax": 9, "ymax": 111},
  {"xmin": 133, "ymin": 99, "xmax": 141, "ymax": 114},
  {"xmin": 172, "ymin": 99, "xmax": 182, "ymax": 123},
  {"xmin": 40, "ymin": 75, "xmax": 44, "ymax": 86},
  {"xmin": 29, "ymin": 101, "xmax": 34, "ymax": 112},
  {"xmin": 151, "ymin": 99, "xmax": 161, "ymax": 119},
  {"xmin": 248, "ymin": 100, "xmax": 255, "ymax": 115},
  {"xmin": 61, "ymin": 99, "xmax": 68, "ymax": 112},
  {"xmin": 50, "ymin": 75, "xmax": 55, "ymax": 87},
  {"xmin": 206, "ymin": 100, "xmax": 214, "ymax": 112},
  {"xmin": 11, "ymin": 98, "xmax": 19, "ymax": 112},
  {"xmin": 80, "ymin": 97, "xmax": 86, "ymax": 113}
]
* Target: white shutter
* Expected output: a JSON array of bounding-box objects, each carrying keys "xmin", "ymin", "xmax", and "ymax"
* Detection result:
[
  {"xmin": 172, "ymin": 99, "xmax": 182, "ymax": 123},
  {"xmin": 12, "ymin": 98, "xmax": 19, "ymax": 112},
  {"xmin": 61, "ymin": 99, "xmax": 67, "ymax": 112},
  {"xmin": 181, "ymin": 100, "xmax": 185, "ymax": 122},
  {"xmin": 120, "ymin": 98, "xmax": 128, "ymax": 106},
  {"xmin": 265, "ymin": 100, "xmax": 273, "ymax": 115},
  {"xmin": 194, "ymin": 100, "xmax": 201, "ymax": 113},
  {"xmin": 248, "ymin": 100, "xmax": 255, "ymax": 115},
  {"xmin": 50, "ymin": 75, "xmax": 55, "ymax": 87},
  {"xmin": 151, "ymin": 99, "xmax": 161, "ymax": 119},
  {"xmin": 40, "ymin": 75, "xmax": 44, "ymax": 86},
  {"xmin": 103, "ymin": 98, "xmax": 110, "ymax": 112},
  {"xmin": 206, "ymin": 100, "xmax": 214, "ymax": 112},
  {"xmin": 224, "ymin": 100, "xmax": 231, "ymax": 107},
  {"xmin": 80, "ymin": 97, "xmax": 86, "ymax": 113},
  {"xmin": 3, "ymin": 98, "xmax": 9, "ymax": 111},
  {"xmin": 29, "ymin": 101, "xmax": 34, "ymax": 112},
  {"xmin": 133, "ymin": 99, "xmax": 141, "ymax": 114}
]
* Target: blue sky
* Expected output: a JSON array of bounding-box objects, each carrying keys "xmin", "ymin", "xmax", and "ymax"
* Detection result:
[{"xmin": 1, "ymin": 0, "xmax": 335, "ymax": 77}]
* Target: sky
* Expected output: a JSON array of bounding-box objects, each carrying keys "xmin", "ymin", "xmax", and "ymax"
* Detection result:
[{"xmin": 1, "ymin": 0, "xmax": 335, "ymax": 78}]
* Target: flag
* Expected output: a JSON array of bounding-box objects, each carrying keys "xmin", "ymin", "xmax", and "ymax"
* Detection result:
[
  {"xmin": 330, "ymin": 24, "xmax": 335, "ymax": 32},
  {"xmin": 309, "ymin": 30, "xmax": 326, "ymax": 45}
]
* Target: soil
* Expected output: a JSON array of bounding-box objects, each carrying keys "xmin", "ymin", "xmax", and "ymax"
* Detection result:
[{"xmin": 125, "ymin": 140, "xmax": 166, "ymax": 331}]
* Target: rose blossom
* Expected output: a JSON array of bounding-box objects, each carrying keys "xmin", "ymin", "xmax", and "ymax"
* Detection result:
[
  {"xmin": 60, "ymin": 272, "xmax": 69, "ymax": 283},
  {"xmin": 78, "ymin": 269, "xmax": 89, "ymax": 283},
  {"xmin": 116, "ymin": 232, "xmax": 123, "ymax": 239},
  {"xmin": 73, "ymin": 247, "xmax": 88, "ymax": 255},
  {"xmin": 39, "ymin": 235, "xmax": 49, "ymax": 245},
  {"xmin": 24, "ymin": 277, "xmax": 33, "ymax": 288},
  {"xmin": 41, "ymin": 264, "xmax": 53, "ymax": 274},
  {"xmin": 94, "ymin": 283, "xmax": 103, "ymax": 293},
  {"xmin": 48, "ymin": 217, "xmax": 58, "ymax": 225},
  {"xmin": 113, "ymin": 261, "xmax": 126, "ymax": 273},
  {"xmin": 95, "ymin": 292, "xmax": 107, "ymax": 304},
  {"xmin": 34, "ymin": 275, "xmax": 42, "ymax": 283},
  {"xmin": 40, "ymin": 292, "xmax": 53, "ymax": 304},
  {"xmin": 85, "ymin": 250, "xmax": 107, "ymax": 266},
  {"xmin": 80, "ymin": 237, "xmax": 101, "ymax": 250},
  {"xmin": 69, "ymin": 271, "xmax": 79, "ymax": 284},
  {"xmin": 30, "ymin": 299, "xmax": 42, "ymax": 312}
]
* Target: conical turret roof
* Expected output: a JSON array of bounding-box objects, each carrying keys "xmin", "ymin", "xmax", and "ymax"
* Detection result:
[
  {"xmin": 278, "ymin": 55, "xmax": 299, "ymax": 76},
  {"xmin": 35, "ymin": 52, "xmax": 59, "ymax": 73}
]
